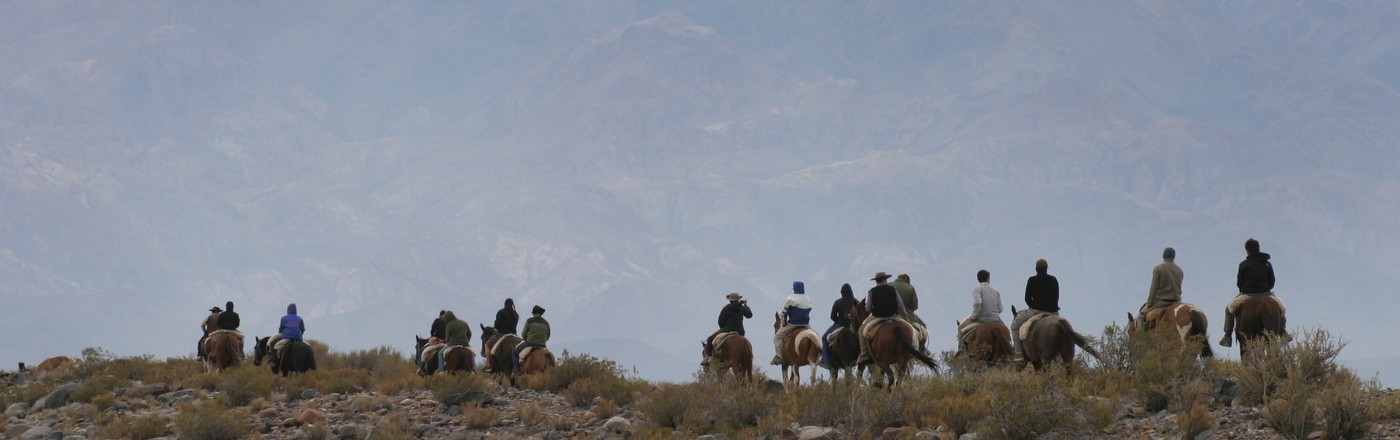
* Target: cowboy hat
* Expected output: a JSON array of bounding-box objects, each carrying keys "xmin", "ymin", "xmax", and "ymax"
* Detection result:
[
  {"xmin": 726, "ymin": 292, "xmax": 742, "ymax": 301},
  {"xmin": 871, "ymin": 272, "xmax": 892, "ymax": 280}
]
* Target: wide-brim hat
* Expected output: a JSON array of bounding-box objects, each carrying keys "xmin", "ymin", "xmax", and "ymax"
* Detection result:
[
  {"xmin": 209, "ymin": 307, "xmax": 222, "ymax": 313},
  {"xmin": 871, "ymin": 271, "xmax": 892, "ymax": 280},
  {"xmin": 726, "ymin": 292, "xmax": 742, "ymax": 301}
]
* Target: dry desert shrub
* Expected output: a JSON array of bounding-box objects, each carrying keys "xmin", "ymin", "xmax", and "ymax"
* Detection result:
[
  {"xmin": 1315, "ymin": 368, "xmax": 1377, "ymax": 440},
  {"xmin": 172, "ymin": 400, "xmax": 251, "ymax": 440},
  {"xmin": 970, "ymin": 369, "xmax": 1096, "ymax": 440},
  {"xmin": 461, "ymin": 404, "xmax": 501, "ymax": 430},
  {"xmin": 639, "ymin": 374, "xmax": 776, "ymax": 434},
  {"xmin": 1173, "ymin": 378, "xmax": 1217, "ymax": 440},
  {"xmin": 516, "ymin": 401, "xmax": 550, "ymax": 426},
  {"xmin": 1264, "ymin": 378, "xmax": 1318, "ymax": 440},
  {"xmin": 216, "ymin": 364, "xmax": 275, "ymax": 407},
  {"xmin": 102, "ymin": 413, "xmax": 170, "ymax": 440}
]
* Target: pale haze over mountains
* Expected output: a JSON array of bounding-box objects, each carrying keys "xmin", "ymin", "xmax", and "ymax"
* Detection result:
[{"xmin": 3, "ymin": 1, "xmax": 1398, "ymax": 385}]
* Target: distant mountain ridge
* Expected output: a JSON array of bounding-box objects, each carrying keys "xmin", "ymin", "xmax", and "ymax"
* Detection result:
[{"xmin": 2, "ymin": 2, "xmax": 1397, "ymax": 383}]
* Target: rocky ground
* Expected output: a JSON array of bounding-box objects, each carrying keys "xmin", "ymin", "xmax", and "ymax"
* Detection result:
[{"xmin": 4, "ymin": 375, "xmax": 1399, "ymax": 440}]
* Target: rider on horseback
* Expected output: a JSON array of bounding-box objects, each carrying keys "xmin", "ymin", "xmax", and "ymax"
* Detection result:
[
  {"xmin": 485, "ymin": 298, "xmax": 520, "ymax": 363},
  {"xmin": 856, "ymin": 272, "xmax": 908, "ymax": 366},
  {"xmin": 512, "ymin": 305, "xmax": 551, "ymax": 377},
  {"xmin": 1221, "ymin": 238, "xmax": 1286, "ymax": 347},
  {"xmin": 439, "ymin": 310, "xmax": 472, "ymax": 373},
  {"xmin": 771, "ymin": 281, "xmax": 814, "ymax": 365},
  {"xmin": 890, "ymin": 274, "xmax": 924, "ymax": 328},
  {"xmin": 430, "ymin": 310, "xmax": 448, "ymax": 342},
  {"xmin": 818, "ymin": 284, "xmax": 856, "ymax": 368},
  {"xmin": 1012, "ymin": 260, "xmax": 1059, "ymax": 360},
  {"xmin": 958, "ymin": 270, "xmax": 1005, "ymax": 347},
  {"xmin": 197, "ymin": 306, "xmax": 222, "ymax": 360},
  {"xmin": 1138, "ymin": 247, "xmax": 1183, "ymax": 327},
  {"xmin": 215, "ymin": 301, "xmax": 244, "ymax": 358},
  {"xmin": 267, "ymin": 303, "xmax": 306, "ymax": 365},
  {"xmin": 704, "ymin": 292, "xmax": 752, "ymax": 365}
]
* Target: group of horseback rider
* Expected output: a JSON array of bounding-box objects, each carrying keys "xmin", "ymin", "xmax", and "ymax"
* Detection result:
[
  {"xmin": 197, "ymin": 301, "xmax": 305, "ymax": 365},
  {"xmin": 420, "ymin": 298, "xmax": 552, "ymax": 376},
  {"xmin": 703, "ymin": 237, "xmax": 1287, "ymax": 367}
]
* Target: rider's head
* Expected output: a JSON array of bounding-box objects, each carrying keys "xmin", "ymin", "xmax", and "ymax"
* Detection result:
[
  {"xmin": 1245, "ymin": 238, "xmax": 1260, "ymax": 254},
  {"xmin": 977, "ymin": 270, "xmax": 990, "ymax": 283},
  {"xmin": 1035, "ymin": 259, "xmax": 1048, "ymax": 274},
  {"xmin": 225, "ymin": 301, "xmax": 234, "ymax": 312},
  {"xmin": 532, "ymin": 305, "xmax": 545, "ymax": 316},
  {"xmin": 1163, "ymin": 247, "xmax": 1175, "ymax": 260},
  {"xmin": 505, "ymin": 298, "xmax": 515, "ymax": 309}
]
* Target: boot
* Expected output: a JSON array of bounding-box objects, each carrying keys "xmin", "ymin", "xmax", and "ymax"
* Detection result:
[
  {"xmin": 855, "ymin": 337, "xmax": 872, "ymax": 365},
  {"xmin": 1219, "ymin": 332, "xmax": 1233, "ymax": 348}
]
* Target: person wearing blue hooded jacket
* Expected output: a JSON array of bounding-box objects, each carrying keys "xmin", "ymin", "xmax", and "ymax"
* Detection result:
[
  {"xmin": 268, "ymin": 303, "xmax": 306, "ymax": 361},
  {"xmin": 771, "ymin": 281, "xmax": 814, "ymax": 365}
]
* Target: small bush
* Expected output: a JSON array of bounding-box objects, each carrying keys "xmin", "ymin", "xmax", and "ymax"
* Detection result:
[
  {"xmin": 1126, "ymin": 326, "xmax": 1207, "ymax": 412},
  {"xmin": 517, "ymin": 401, "xmax": 550, "ymax": 426},
  {"xmin": 462, "ymin": 405, "xmax": 500, "ymax": 430},
  {"xmin": 366, "ymin": 413, "xmax": 416, "ymax": 440},
  {"xmin": 593, "ymin": 398, "xmax": 621, "ymax": 418},
  {"xmin": 217, "ymin": 365, "xmax": 275, "ymax": 407},
  {"xmin": 533, "ymin": 352, "xmax": 628, "ymax": 393},
  {"xmin": 1264, "ymin": 378, "xmax": 1318, "ymax": 440},
  {"xmin": 304, "ymin": 423, "xmax": 330, "ymax": 440},
  {"xmin": 141, "ymin": 358, "xmax": 208, "ymax": 389},
  {"xmin": 1316, "ymin": 369, "xmax": 1376, "ymax": 440},
  {"xmin": 103, "ymin": 414, "xmax": 170, "ymax": 440},
  {"xmin": 562, "ymin": 376, "xmax": 640, "ymax": 407},
  {"xmin": 72, "ymin": 374, "xmax": 131, "ymax": 404},
  {"xmin": 172, "ymin": 400, "xmax": 251, "ymax": 440},
  {"xmin": 972, "ymin": 369, "xmax": 1094, "ymax": 440},
  {"xmin": 1174, "ymin": 379, "xmax": 1217, "ymax": 440},
  {"xmin": 426, "ymin": 374, "xmax": 493, "ymax": 406},
  {"xmin": 327, "ymin": 345, "xmax": 417, "ymax": 381},
  {"xmin": 901, "ymin": 381, "xmax": 990, "ymax": 435},
  {"xmin": 639, "ymin": 375, "xmax": 776, "ymax": 434}
]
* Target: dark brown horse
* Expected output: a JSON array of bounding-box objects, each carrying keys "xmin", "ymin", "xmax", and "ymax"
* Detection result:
[
  {"xmin": 1128, "ymin": 302, "xmax": 1213, "ymax": 358},
  {"xmin": 1233, "ymin": 295, "xmax": 1287, "ymax": 356},
  {"xmin": 825, "ymin": 322, "xmax": 863, "ymax": 381},
  {"xmin": 956, "ymin": 320, "xmax": 1014, "ymax": 367},
  {"xmin": 1015, "ymin": 306, "xmax": 1100, "ymax": 373},
  {"xmin": 773, "ymin": 313, "xmax": 821, "ymax": 391},
  {"xmin": 415, "ymin": 335, "xmax": 474, "ymax": 375},
  {"xmin": 853, "ymin": 300, "xmax": 939, "ymax": 388},
  {"xmin": 479, "ymin": 325, "xmax": 522, "ymax": 377},
  {"xmin": 202, "ymin": 331, "xmax": 242, "ymax": 373},
  {"xmin": 701, "ymin": 333, "xmax": 753, "ymax": 381},
  {"xmin": 254, "ymin": 337, "xmax": 317, "ymax": 376}
]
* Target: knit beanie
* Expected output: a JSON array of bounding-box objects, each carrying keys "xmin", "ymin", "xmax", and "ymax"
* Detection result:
[
  {"xmin": 792, "ymin": 281, "xmax": 805, "ymax": 294},
  {"xmin": 532, "ymin": 305, "xmax": 545, "ymax": 315}
]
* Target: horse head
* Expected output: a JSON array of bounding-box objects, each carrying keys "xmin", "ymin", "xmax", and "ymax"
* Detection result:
[
  {"xmin": 1126, "ymin": 312, "xmax": 1140, "ymax": 331},
  {"xmin": 253, "ymin": 337, "xmax": 269, "ymax": 366}
]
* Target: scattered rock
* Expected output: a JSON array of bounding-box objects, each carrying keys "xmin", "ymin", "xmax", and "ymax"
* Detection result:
[
  {"xmin": 295, "ymin": 408, "xmax": 327, "ymax": 425},
  {"xmin": 33, "ymin": 383, "xmax": 81, "ymax": 410},
  {"xmin": 121, "ymin": 383, "xmax": 171, "ymax": 399},
  {"xmin": 882, "ymin": 426, "xmax": 910, "ymax": 439},
  {"xmin": 7, "ymin": 425, "xmax": 33, "ymax": 439},
  {"xmin": 301, "ymin": 389, "xmax": 319, "ymax": 400},
  {"xmin": 19, "ymin": 425, "xmax": 53, "ymax": 440},
  {"xmin": 442, "ymin": 390, "xmax": 494, "ymax": 407},
  {"xmin": 596, "ymin": 416, "xmax": 631, "ymax": 439},
  {"xmin": 798, "ymin": 426, "xmax": 840, "ymax": 440},
  {"xmin": 337, "ymin": 424, "xmax": 360, "ymax": 440},
  {"xmin": 6, "ymin": 402, "xmax": 29, "ymax": 417}
]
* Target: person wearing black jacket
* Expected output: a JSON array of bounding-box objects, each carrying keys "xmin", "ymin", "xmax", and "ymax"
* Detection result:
[
  {"xmin": 703, "ymin": 292, "xmax": 753, "ymax": 364},
  {"xmin": 1221, "ymin": 238, "xmax": 1286, "ymax": 347},
  {"xmin": 1012, "ymin": 259, "xmax": 1059, "ymax": 358},
  {"xmin": 429, "ymin": 310, "xmax": 447, "ymax": 341},
  {"xmin": 215, "ymin": 301, "xmax": 244, "ymax": 356},
  {"xmin": 856, "ymin": 272, "xmax": 908, "ymax": 365},
  {"xmin": 494, "ymin": 298, "xmax": 520, "ymax": 335},
  {"xmin": 819, "ymin": 283, "xmax": 857, "ymax": 367}
]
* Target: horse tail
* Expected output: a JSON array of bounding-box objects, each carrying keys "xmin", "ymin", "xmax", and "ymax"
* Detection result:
[
  {"xmin": 1262, "ymin": 299, "xmax": 1286, "ymax": 336},
  {"xmin": 1059, "ymin": 319, "xmax": 1101, "ymax": 360},
  {"xmin": 1189, "ymin": 308, "xmax": 1214, "ymax": 358},
  {"xmin": 737, "ymin": 337, "xmax": 754, "ymax": 381},
  {"xmin": 894, "ymin": 324, "xmax": 938, "ymax": 372},
  {"xmin": 219, "ymin": 334, "xmax": 239, "ymax": 368},
  {"xmin": 798, "ymin": 331, "xmax": 821, "ymax": 365}
]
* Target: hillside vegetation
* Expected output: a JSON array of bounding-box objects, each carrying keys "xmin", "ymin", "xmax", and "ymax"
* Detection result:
[{"xmin": 3, "ymin": 326, "xmax": 1398, "ymax": 439}]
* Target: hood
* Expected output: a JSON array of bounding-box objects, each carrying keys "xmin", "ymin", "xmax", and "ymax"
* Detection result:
[
  {"xmin": 225, "ymin": 301, "xmax": 234, "ymax": 312},
  {"xmin": 287, "ymin": 303, "xmax": 297, "ymax": 315},
  {"xmin": 792, "ymin": 281, "xmax": 805, "ymax": 294},
  {"xmin": 840, "ymin": 283, "xmax": 854, "ymax": 300},
  {"xmin": 442, "ymin": 311, "xmax": 458, "ymax": 322},
  {"xmin": 1248, "ymin": 252, "xmax": 1271, "ymax": 262},
  {"xmin": 505, "ymin": 298, "xmax": 515, "ymax": 308}
]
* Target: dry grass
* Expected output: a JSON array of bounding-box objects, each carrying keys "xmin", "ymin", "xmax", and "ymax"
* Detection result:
[
  {"xmin": 172, "ymin": 400, "xmax": 251, "ymax": 440},
  {"xmin": 517, "ymin": 401, "xmax": 550, "ymax": 426},
  {"xmin": 461, "ymin": 405, "xmax": 501, "ymax": 430},
  {"xmin": 1316, "ymin": 368, "xmax": 1377, "ymax": 440},
  {"xmin": 102, "ymin": 413, "xmax": 170, "ymax": 440}
]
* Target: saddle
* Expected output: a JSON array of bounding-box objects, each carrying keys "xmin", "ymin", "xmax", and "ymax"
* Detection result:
[
  {"xmin": 490, "ymin": 334, "xmax": 518, "ymax": 355},
  {"xmin": 420, "ymin": 343, "xmax": 446, "ymax": 364},
  {"xmin": 825, "ymin": 327, "xmax": 848, "ymax": 345},
  {"xmin": 862, "ymin": 317, "xmax": 908, "ymax": 339},
  {"xmin": 1018, "ymin": 313, "xmax": 1052, "ymax": 341},
  {"xmin": 711, "ymin": 331, "xmax": 739, "ymax": 357}
]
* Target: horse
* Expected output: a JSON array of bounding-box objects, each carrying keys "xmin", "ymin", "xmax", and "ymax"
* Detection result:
[
  {"xmin": 955, "ymin": 320, "xmax": 1014, "ymax": 367},
  {"xmin": 1014, "ymin": 306, "xmax": 1100, "ymax": 373},
  {"xmin": 1233, "ymin": 295, "xmax": 1287, "ymax": 357},
  {"xmin": 701, "ymin": 332, "xmax": 753, "ymax": 381},
  {"xmin": 1127, "ymin": 302, "xmax": 1213, "ymax": 358},
  {"xmin": 253, "ymin": 336, "xmax": 317, "ymax": 376},
  {"xmin": 480, "ymin": 325, "xmax": 553, "ymax": 387},
  {"xmin": 772, "ymin": 313, "xmax": 821, "ymax": 391},
  {"xmin": 853, "ymin": 300, "xmax": 939, "ymax": 388},
  {"xmin": 414, "ymin": 335, "xmax": 474, "ymax": 375},
  {"xmin": 824, "ymin": 319, "xmax": 863, "ymax": 381},
  {"xmin": 202, "ymin": 331, "xmax": 242, "ymax": 373}
]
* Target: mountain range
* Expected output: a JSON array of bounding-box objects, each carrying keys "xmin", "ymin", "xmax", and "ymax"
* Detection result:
[{"xmin": 3, "ymin": 1, "xmax": 1398, "ymax": 384}]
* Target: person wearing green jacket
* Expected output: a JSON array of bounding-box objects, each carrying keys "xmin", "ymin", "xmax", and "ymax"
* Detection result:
[
  {"xmin": 439, "ymin": 310, "xmax": 471, "ymax": 373},
  {"xmin": 512, "ymin": 305, "xmax": 551, "ymax": 376}
]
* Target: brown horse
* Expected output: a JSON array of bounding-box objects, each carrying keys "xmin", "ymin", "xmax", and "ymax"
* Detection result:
[
  {"xmin": 772, "ymin": 313, "xmax": 821, "ymax": 390},
  {"xmin": 1233, "ymin": 295, "xmax": 1286, "ymax": 356},
  {"xmin": 1128, "ymin": 302, "xmax": 1213, "ymax": 358},
  {"xmin": 853, "ymin": 300, "xmax": 939, "ymax": 388},
  {"xmin": 202, "ymin": 331, "xmax": 242, "ymax": 373},
  {"xmin": 1015, "ymin": 306, "xmax": 1100, "ymax": 373},
  {"xmin": 825, "ymin": 321, "xmax": 863, "ymax": 381},
  {"xmin": 415, "ymin": 335, "xmax": 474, "ymax": 375},
  {"xmin": 956, "ymin": 320, "xmax": 1014, "ymax": 367},
  {"xmin": 479, "ymin": 325, "xmax": 522, "ymax": 376},
  {"xmin": 701, "ymin": 333, "xmax": 753, "ymax": 381}
]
